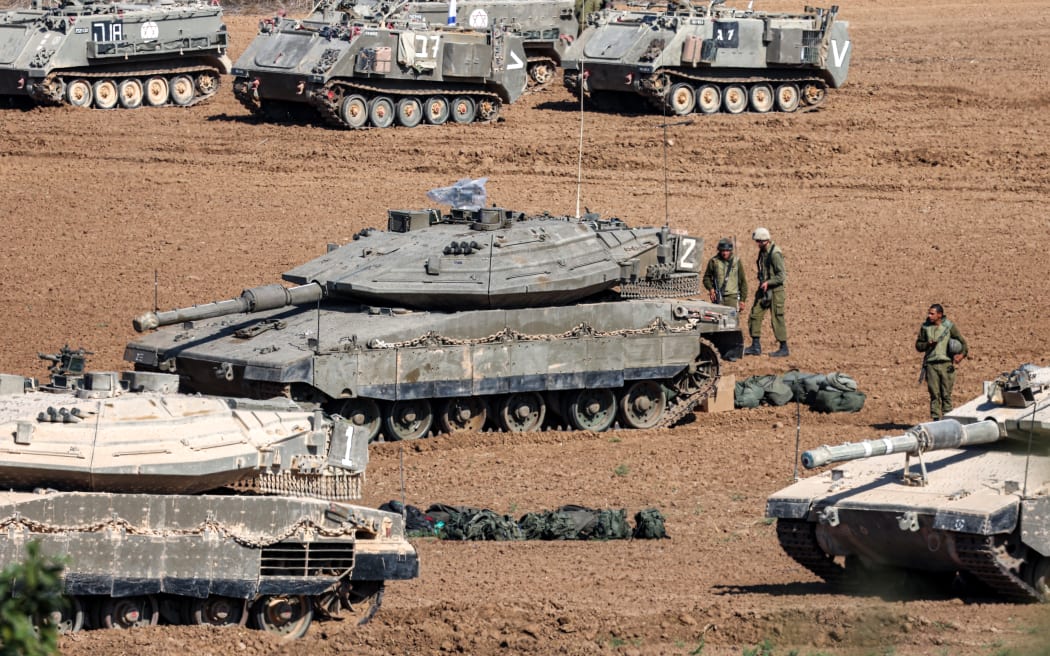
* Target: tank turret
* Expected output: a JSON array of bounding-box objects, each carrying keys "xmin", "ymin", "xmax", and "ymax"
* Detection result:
[
  {"xmin": 766, "ymin": 363, "xmax": 1050, "ymax": 602},
  {"xmin": 125, "ymin": 205, "xmax": 743, "ymax": 440},
  {"xmin": 0, "ymin": 355, "xmax": 417, "ymax": 638}
]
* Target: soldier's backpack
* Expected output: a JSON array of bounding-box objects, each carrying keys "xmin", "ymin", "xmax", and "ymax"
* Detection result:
[
  {"xmin": 591, "ymin": 509, "xmax": 631, "ymax": 540},
  {"xmin": 632, "ymin": 508, "xmax": 668, "ymax": 539},
  {"xmin": 754, "ymin": 374, "xmax": 794, "ymax": 407},
  {"xmin": 781, "ymin": 371, "xmax": 826, "ymax": 403},
  {"xmin": 463, "ymin": 509, "xmax": 523, "ymax": 541},
  {"xmin": 379, "ymin": 500, "xmax": 435, "ymax": 534},
  {"xmin": 734, "ymin": 378, "xmax": 765, "ymax": 408},
  {"xmin": 812, "ymin": 389, "xmax": 867, "ymax": 413}
]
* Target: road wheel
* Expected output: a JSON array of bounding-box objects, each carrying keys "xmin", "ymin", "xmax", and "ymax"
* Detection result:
[
  {"xmin": 369, "ymin": 96, "xmax": 394, "ymax": 128},
  {"xmin": 251, "ymin": 595, "xmax": 313, "ymax": 640},
  {"xmin": 99, "ymin": 595, "xmax": 159, "ymax": 629},
  {"xmin": 42, "ymin": 596, "xmax": 84, "ymax": 634},
  {"xmin": 696, "ymin": 84, "xmax": 721, "ymax": 114},
  {"xmin": 92, "ymin": 79, "xmax": 118, "ymax": 110},
  {"xmin": 749, "ymin": 83, "xmax": 774, "ymax": 113},
  {"xmin": 187, "ymin": 595, "xmax": 246, "ymax": 626},
  {"xmin": 567, "ymin": 388, "xmax": 617, "ymax": 432},
  {"xmin": 118, "ymin": 79, "xmax": 143, "ymax": 109},
  {"xmin": 529, "ymin": 61, "xmax": 554, "ymax": 86},
  {"xmin": 722, "ymin": 84, "xmax": 747, "ymax": 114},
  {"xmin": 667, "ymin": 82, "xmax": 695, "ymax": 115},
  {"xmin": 497, "ymin": 392, "xmax": 546, "ymax": 432},
  {"xmin": 477, "ymin": 99, "xmax": 500, "ymax": 122},
  {"xmin": 619, "ymin": 381, "xmax": 667, "ymax": 429},
  {"xmin": 439, "ymin": 397, "xmax": 488, "ymax": 433},
  {"xmin": 170, "ymin": 75, "xmax": 195, "ymax": 106},
  {"xmin": 802, "ymin": 82, "xmax": 826, "ymax": 107},
  {"xmin": 144, "ymin": 76, "xmax": 169, "ymax": 106},
  {"xmin": 396, "ymin": 97, "xmax": 423, "ymax": 127},
  {"xmin": 65, "ymin": 79, "xmax": 92, "ymax": 108},
  {"xmin": 383, "ymin": 399, "xmax": 433, "ymax": 440},
  {"xmin": 775, "ymin": 83, "xmax": 800, "ymax": 112},
  {"xmin": 450, "ymin": 96, "xmax": 476, "ymax": 123},
  {"xmin": 333, "ymin": 398, "xmax": 382, "ymax": 442},
  {"xmin": 339, "ymin": 94, "xmax": 368, "ymax": 128},
  {"xmin": 196, "ymin": 71, "xmax": 219, "ymax": 96},
  {"xmin": 424, "ymin": 96, "xmax": 449, "ymax": 124}
]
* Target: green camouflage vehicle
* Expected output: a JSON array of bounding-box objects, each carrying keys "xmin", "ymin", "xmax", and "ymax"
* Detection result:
[
  {"xmin": 126, "ymin": 205, "xmax": 743, "ymax": 439},
  {"xmin": 0, "ymin": 0, "xmax": 231, "ymax": 109},
  {"xmin": 563, "ymin": 1, "xmax": 850, "ymax": 115}
]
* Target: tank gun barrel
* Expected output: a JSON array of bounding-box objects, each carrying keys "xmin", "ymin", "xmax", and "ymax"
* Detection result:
[
  {"xmin": 133, "ymin": 283, "xmax": 324, "ymax": 332},
  {"xmin": 801, "ymin": 419, "xmax": 1002, "ymax": 469}
]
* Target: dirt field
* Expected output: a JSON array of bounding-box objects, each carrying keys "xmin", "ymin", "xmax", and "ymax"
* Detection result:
[{"xmin": 2, "ymin": 0, "xmax": 1050, "ymax": 653}]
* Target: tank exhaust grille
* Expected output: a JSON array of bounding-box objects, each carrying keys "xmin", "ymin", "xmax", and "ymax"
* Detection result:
[{"xmin": 260, "ymin": 541, "xmax": 356, "ymax": 577}]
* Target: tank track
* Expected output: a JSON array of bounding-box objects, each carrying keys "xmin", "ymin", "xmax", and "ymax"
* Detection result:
[
  {"xmin": 774, "ymin": 518, "xmax": 848, "ymax": 584},
  {"xmin": 954, "ymin": 533, "xmax": 1044, "ymax": 602},
  {"xmin": 32, "ymin": 65, "xmax": 223, "ymax": 109},
  {"xmin": 307, "ymin": 81, "xmax": 503, "ymax": 129}
]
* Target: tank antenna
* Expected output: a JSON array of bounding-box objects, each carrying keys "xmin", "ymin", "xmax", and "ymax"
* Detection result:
[
  {"xmin": 575, "ymin": 61, "xmax": 586, "ymax": 219},
  {"xmin": 657, "ymin": 114, "xmax": 695, "ymax": 227},
  {"xmin": 153, "ymin": 269, "xmax": 159, "ymax": 313},
  {"xmin": 314, "ymin": 293, "xmax": 322, "ymax": 355},
  {"xmin": 1022, "ymin": 388, "xmax": 1038, "ymax": 498},
  {"xmin": 789, "ymin": 367, "xmax": 802, "ymax": 481},
  {"xmin": 399, "ymin": 444, "xmax": 407, "ymax": 525}
]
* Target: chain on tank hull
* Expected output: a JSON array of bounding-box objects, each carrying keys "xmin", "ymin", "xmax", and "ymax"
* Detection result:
[
  {"xmin": 767, "ymin": 364, "xmax": 1050, "ymax": 602},
  {"xmin": 0, "ymin": 1, "xmax": 231, "ymax": 110},
  {"xmin": 562, "ymin": 2, "xmax": 850, "ymax": 116}
]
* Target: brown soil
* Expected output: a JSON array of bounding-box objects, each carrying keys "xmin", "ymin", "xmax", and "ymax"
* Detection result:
[{"xmin": 2, "ymin": 0, "xmax": 1049, "ymax": 654}]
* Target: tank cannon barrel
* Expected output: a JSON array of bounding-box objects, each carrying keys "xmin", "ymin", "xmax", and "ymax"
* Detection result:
[
  {"xmin": 133, "ymin": 283, "xmax": 324, "ymax": 332},
  {"xmin": 801, "ymin": 418, "xmax": 1002, "ymax": 469}
]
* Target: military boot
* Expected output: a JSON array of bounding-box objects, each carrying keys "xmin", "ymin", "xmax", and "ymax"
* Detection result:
[
  {"xmin": 770, "ymin": 341, "xmax": 790, "ymax": 358},
  {"xmin": 743, "ymin": 339, "xmax": 762, "ymax": 356}
]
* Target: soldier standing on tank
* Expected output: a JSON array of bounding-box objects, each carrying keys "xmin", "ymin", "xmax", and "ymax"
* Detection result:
[
  {"xmin": 743, "ymin": 227, "xmax": 788, "ymax": 358},
  {"xmin": 915, "ymin": 303, "xmax": 968, "ymax": 420},
  {"xmin": 702, "ymin": 238, "xmax": 747, "ymax": 313}
]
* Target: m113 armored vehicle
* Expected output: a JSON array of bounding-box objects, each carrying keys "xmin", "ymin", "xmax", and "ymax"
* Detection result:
[
  {"xmin": 231, "ymin": 0, "xmax": 529, "ymax": 127},
  {"xmin": 562, "ymin": 1, "xmax": 850, "ymax": 115},
  {"xmin": 0, "ymin": 353, "xmax": 418, "ymax": 638},
  {"xmin": 125, "ymin": 206, "xmax": 743, "ymax": 440},
  {"xmin": 0, "ymin": 0, "xmax": 231, "ymax": 109},
  {"xmin": 766, "ymin": 364, "xmax": 1050, "ymax": 601}
]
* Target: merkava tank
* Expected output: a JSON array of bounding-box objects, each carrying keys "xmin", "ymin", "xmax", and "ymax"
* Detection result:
[
  {"xmin": 766, "ymin": 364, "xmax": 1050, "ymax": 601},
  {"xmin": 125, "ymin": 204, "xmax": 743, "ymax": 441},
  {"xmin": 562, "ymin": 1, "xmax": 851, "ymax": 115},
  {"xmin": 0, "ymin": 0, "xmax": 231, "ymax": 109},
  {"xmin": 0, "ymin": 347, "xmax": 418, "ymax": 638},
  {"xmin": 231, "ymin": 0, "xmax": 529, "ymax": 127}
]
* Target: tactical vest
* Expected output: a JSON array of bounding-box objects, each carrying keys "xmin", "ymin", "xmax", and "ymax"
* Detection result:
[
  {"xmin": 757, "ymin": 244, "xmax": 785, "ymax": 286},
  {"xmin": 922, "ymin": 319, "xmax": 954, "ymax": 364},
  {"xmin": 714, "ymin": 257, "xmax": 742, "ymax": 298}
]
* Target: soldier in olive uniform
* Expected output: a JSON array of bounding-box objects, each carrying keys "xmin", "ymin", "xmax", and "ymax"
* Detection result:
[
  {"xmin": 744, "ymin": 227, "xmax": 789, "ymax": 357},
  {"xmin": 915, "ymin": 303, "xmax": 968, "ymax": 420},
  {"xmin": 702, "ymin": 238, "xmax": 747, "ymax": 312}
]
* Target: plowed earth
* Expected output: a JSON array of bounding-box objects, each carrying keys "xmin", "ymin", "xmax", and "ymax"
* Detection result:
[{"xmin": 2, "ymin": 0, "xmax": 1050, "ymax": 654}]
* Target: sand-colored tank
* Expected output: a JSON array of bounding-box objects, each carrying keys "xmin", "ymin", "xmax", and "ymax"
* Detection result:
[
  {"xmin": 0, "ymin": 361, "xmax": 417, "ymax": 638},
  {"xmin": 766, "ymin": 364, "xmax": 1050, "ymax": 601}
]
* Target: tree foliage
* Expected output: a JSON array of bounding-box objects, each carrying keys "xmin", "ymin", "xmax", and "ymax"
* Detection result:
[{"xmin": 0, "ymin": 541, "xmax": 67, "ymax": 656}]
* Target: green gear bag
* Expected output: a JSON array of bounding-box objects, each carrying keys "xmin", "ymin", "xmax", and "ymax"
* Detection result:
[
  {"xmin": 735, "ymin": 378, "xmax": 765, "ymax": 408},
  {"xmin": 632, "ymin": 508, "xmax": 668, "ymax": 539},
  {"xmin": 592, "ymin": 509, "xmax": 631, "ymax": 540},
  {"xmin": 812, "ymin": 389, "xmax": 866, "ymax": 413}
]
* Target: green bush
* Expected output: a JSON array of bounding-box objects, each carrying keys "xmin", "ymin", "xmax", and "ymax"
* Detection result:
[{"xmin": 0, "ymin": 541, "xmax": 67, "ymax": 656}]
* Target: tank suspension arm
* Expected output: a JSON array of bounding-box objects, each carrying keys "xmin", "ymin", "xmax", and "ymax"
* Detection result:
[
  {"xmin": 133, "ymin": 283, "xmax": 324, "ymax": 332},
  {"xmin": 801, "ymin": 418, "xmax": 1002, "ymax": 469}
]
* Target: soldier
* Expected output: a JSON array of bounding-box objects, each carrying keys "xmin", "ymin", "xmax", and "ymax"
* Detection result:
[
  {"xmin": 743, "ymin": 227, "xmax": 788, "ymax": 358},
  {"xmin": 915, "ymin": 303, "xmax": 968, "ymax": 420},
  {"xmin": 702, "ymin": 238, "xmax": 747, "ymax": 313}
]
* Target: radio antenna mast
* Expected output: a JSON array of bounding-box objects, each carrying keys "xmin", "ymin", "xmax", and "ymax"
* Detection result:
[{"xmin": 575, "ymin": 62, "xmax": 587, "ymax": 219}]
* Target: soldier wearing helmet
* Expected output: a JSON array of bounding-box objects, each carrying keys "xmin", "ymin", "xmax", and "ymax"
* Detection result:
[
  {"xmin": 915, "ymin": 303, "xmax": 968, "ymax": 420},
  {"xmin": 744, "ymin": 227, "xmax": 789, "ymax": 358},
  {"xmin": 702, "ymin": 237, "xmax": 747, "ymax": 313}
]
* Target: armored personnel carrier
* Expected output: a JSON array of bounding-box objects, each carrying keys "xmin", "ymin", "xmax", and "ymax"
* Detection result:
[
  {"xmin": 125, "ymin": 206, "xmax": 743, "ymax": 440},
  {"xmin": 766, "ymin": 364, "xmax": 1050, "ymax": 601},
  {"xmin": 0, "ymin": 0, "xmax": 231, "ymax": 109},
  {"xmin": 0, "ymin": 353, "xmax": 418, "ymax": 638},
  {"xmin": 562, "ymin": 1, "xmax": 851, "ymax": 115},
  {"xmin": 231, "ymin": 0, "xmax": 529, "ymax": 127}
]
